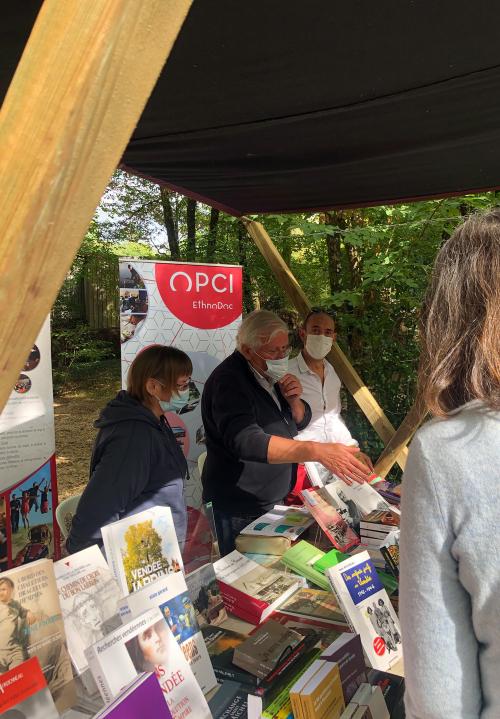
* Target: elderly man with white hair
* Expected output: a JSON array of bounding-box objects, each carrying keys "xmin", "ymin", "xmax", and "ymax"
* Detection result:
[{"xmin": 201, "ymin": 310, "xmax": 371, "ymax": 555}]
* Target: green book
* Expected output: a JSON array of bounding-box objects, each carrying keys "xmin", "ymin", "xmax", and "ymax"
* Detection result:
[
  {"xmin": 281, "ymin": 541, "xmax": 330, "ymax": 591},
  {"xmin": 313, "ymin": 548, "xmax": 348, "ymax": 573},
  {"xmin": 262, "ymin": 648, "xmax": 321, "ymax": 718}
]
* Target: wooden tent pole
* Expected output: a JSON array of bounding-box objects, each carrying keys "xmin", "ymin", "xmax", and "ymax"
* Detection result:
[
  {"xmin": 374, "ymin": 397, "xmax": 427, "ymax": 477},
  {"xmin": 242, "ymin": 217, "xmax": 409, "ymax": 473},
  {"xmin": 0, "ymin": 0, "xmax": 192, "ymax": 413}
]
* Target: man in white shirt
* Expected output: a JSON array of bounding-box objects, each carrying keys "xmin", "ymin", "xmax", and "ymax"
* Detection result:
[{"xmin": 288, "ymin": 309, "xmax": 373, "ymax": 471}]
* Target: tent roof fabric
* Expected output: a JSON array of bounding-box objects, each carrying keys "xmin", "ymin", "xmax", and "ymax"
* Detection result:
[{"xmin": 3, "ymin": 2, "xmax": 500, "ymax": 215}]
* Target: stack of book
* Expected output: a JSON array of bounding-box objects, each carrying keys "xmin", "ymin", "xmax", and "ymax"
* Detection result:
[
  {"xmin": 203, "ymin": 621, "xmax": 321, "ymax": 701},
  {"xmin": 213, "ymin": 550, "xmax": 302, "ymax": 624},
  {"xmin": 357, "ymin": 510, "xmax": 400, "ymax": 570},
  {"xmin": 289, "ymin": 658, "xmax": 345, "ymax": 719},
  {"xmin": 281, "ymin": 540, "xmax": 331, "ymax": 590}
]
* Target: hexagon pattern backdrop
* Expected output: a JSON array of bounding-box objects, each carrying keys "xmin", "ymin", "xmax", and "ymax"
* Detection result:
[{"xmin": 119, "ymin": 259, "xmax": 243, "ymax": 508}]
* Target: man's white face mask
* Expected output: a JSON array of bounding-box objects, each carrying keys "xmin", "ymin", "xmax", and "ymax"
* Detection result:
[
  {"xmin": 264, "ymin": 356, "xmax": 289, "ymax": 381},
  {"xmin": 305, "ymin": 334, "xmax": 333, "ymax": 360}
]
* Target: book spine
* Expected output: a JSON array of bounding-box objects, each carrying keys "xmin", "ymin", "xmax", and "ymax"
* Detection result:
[
  {"xmin": 85, "ymin": 646, "xmax": 114, "ymax": 705},
  {"xmin": 289, "ymin": 691, "xmax": 304, "ymax": 719},
  {"xmin": 258, "ymin": 635, "xmax": 321, "ymax": 697},
  {"xmin": 218, "ymin": 579, "xmax": 267, "ymax": 622}
]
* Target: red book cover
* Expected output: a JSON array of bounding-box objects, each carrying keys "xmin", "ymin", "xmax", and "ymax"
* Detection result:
[{"xmin": 0, "ymin": 657, "xmax": 58, "ymax": 718}]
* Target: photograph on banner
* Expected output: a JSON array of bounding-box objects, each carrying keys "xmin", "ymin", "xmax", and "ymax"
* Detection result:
[
  {"xmin": 119, "ymin": 259, "xmax": 243, "ymax": 510},
  {"xmin": 0, "ymin": 317, "xmax": 59, "ymax": 570},
  {"xmin": 7, "ymin": 458, "xmax": 56, "ymax": 568}
]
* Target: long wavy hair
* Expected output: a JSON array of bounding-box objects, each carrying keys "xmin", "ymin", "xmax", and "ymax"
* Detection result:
[{"xmin": 418, "ymin": 208, "xmax": 500, "ymax": 416}]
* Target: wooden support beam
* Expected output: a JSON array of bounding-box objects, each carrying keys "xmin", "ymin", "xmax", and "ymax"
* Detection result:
[
  {"xmin": 0, "ymin": 0, "xmax": 192, "ymax": 413},
  {"xmin": 242, "ymin": 217, "xmax": 409, "ymax": 472},
  {"xmin": 374, "ymin": 397, "xmax": 427, "ymax": 477}
]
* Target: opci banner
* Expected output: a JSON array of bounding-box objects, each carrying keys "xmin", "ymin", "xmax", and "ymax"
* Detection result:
[
  {"xmin": 119, "ymin": 260, "xmax": 243, "ymax": 509},
  {"xmin": 0, "ymin": 317, "xmax": 59, "ymax": 570}
]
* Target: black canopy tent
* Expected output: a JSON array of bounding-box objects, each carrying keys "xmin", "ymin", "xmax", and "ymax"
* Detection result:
[
  {"xmin": 2, "ymin": 0, "xmax": 500, "ymax": 472},
  {"xmin": 3, "ymin": 1, "xmax": 500, "ymax": 215}
]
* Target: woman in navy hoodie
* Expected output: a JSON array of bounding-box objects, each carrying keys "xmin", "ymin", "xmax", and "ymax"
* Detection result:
[{"xmin": 67, "ymin": 345, "xmax": 192, "ymax": 554}]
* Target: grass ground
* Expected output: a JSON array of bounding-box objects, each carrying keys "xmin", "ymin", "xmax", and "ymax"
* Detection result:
[{"xmin": 54, "ymin": 359, "xmax": 121, "ymax": 500}]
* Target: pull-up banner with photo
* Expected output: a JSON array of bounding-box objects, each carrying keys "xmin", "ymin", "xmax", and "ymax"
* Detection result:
[
  {"xmin": 0, "ymin": 317, "xmax": 59, "ymax": 571},
  {"xmin": 119, "ymin": 259, "xmax": 243, "ymax": 510}
]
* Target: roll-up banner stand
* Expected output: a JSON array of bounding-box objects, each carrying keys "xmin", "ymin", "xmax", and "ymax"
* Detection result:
[
  {"xmin": 119, "ymin": 260, "xmax": 243, "ymax": 514},
  {"xmin": 0, "ymin": 317, "xmax": 59, "ymax": 570}
]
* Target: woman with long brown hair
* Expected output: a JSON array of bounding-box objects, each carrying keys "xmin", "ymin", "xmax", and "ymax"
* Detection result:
[
  {"xmin": 400, "ymin": 209, "xmax": 500, "ymax": 718},
  {"xmin": 67, "ymin": 345, "xmax": 192, "ymax": 554}
]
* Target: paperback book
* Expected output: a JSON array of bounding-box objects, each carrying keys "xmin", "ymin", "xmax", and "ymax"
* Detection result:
[
  {"xmin": 0, "ymin": 558, "xmax": 75, "ymax": 712},
  {"xmin": 54, "ymin": 545, "xmax": 122, "ymax": 674},
  {"xmin": 202, "ymin": 625, "xmax": 257, "ymax": 687},
  {"xmin": 281, "ymin": 541, "xmax": 331, "ymax": 591},
  {"xmin": 208, "ymin": 680, "xmax": 250, "ymax": 719},
  {"xmin": 85, "ymin": 607, "xmax": 212, "ymax": 718},
  {"xmin": 320, "ymin": 633, "xmax": 367, "ymax": 703},
  {"xmin": 268, "ymin": 612, "xmax": 342, "ymax": 650},
  {"xmin": 259, "ymin": 649, "xmax": 322, "ymax": 719},
  {"xmin": 233, "ymin": 619, "xmax": 303, "ymax": 679},
  {"xmin": 101, "ymin": 506, "xmax": 183, "ymax": 595},
  {"xmin": 213, "ymin": 550, "xmax": 301, "ymax": 624},
  {"xmin": 326, "ymin": 552, "xmax": 403, "ymax": 671},
  {"xmin": 119, "ymin": 569, "xmax": 217, "ymax": 694},
  {"xmin": 240, "ymin": 505, "xmax": 314, "ymax": 541},
  {"xmin": 185, "ymin": 562, "xmax": 227, "ymax": 627},
  {"xmin": 0, "ymin": 656, "xmax": 59, "ymax": 719},
  {"xmin": 323, "ymin": 480, "xmax": 396, "ymax": 523},
  {"xmin": 278, "ymin": 587, "xmax": 346, "ymax": 626},
  {"xmin": 300, "ymin": 487, "xmax": 360, "ymax": 551},
  {"xmin": 290, "ymin": 659, "xmax": 345, "ymax": 719},
  {"xmin": 379, "ymin": 530, "xmax": 400, "ymax": 579},
  {"xmin": 92, "ymin": 672, "xmax": 173, "ymax": 718}
]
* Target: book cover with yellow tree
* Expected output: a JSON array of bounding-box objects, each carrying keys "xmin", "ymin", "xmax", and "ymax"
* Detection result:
[{"xmin": 102, "ymin": 507, "xmax": 183, "ymax": 595}]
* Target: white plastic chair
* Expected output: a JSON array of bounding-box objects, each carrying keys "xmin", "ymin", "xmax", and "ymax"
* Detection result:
[{"xmin": 55, "ymin": 493, "xmax": 81, "ymax": 540}]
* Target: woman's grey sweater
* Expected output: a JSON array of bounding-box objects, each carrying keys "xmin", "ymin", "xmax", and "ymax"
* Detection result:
[{"xmin": 400, "ymin": 401, "xmax": 500, "ymax": 719}]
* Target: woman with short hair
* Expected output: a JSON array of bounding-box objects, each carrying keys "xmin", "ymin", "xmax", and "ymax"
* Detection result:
[
  {"xmin": 67, "ymin": 345, "xmax": 192, "ymax": 554},
  {"xmin": 400, "ymin": 209, "xmax": 500, "ymax": 719}
]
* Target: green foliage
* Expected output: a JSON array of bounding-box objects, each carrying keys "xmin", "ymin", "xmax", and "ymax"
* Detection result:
[{"xmin": 51, "ymin": 323, "xmax": 117, "ymax": 392}]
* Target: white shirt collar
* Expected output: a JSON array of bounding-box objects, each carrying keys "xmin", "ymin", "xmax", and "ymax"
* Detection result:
[{"xmin": 297, "ymin": 351, "xmax": 329, "ymax": 376}]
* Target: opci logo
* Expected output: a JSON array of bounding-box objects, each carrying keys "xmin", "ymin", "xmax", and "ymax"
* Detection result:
[{"xmin": 155, "ymin": 263, "xmax": 242, "ymax": 329}]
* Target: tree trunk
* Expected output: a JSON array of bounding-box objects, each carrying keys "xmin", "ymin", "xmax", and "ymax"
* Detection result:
[
  {"xmin": 238, "ymin": 223, "xmax": 254, "ymax": 312},
  {"xmin": 186, "ymin": 198, "xmax": 197, "ymax": 261},
  {"xmin": 159, "ymin": 186, "xmax": 180, "ymax": 259},
  {"xmin": 206, "ymin": 207, "xmax": 220, "ymax": 262},
  {"xmin": 323, "ymin": 211, "xmax": 344, "ymax": 295}
]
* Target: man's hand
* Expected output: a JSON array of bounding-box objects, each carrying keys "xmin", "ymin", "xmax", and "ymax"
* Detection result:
[
  {"xmin": 278, "ymin": 373, "xmax": 305, "ymax": 424},
  {"xmin": 314, "ymin": 443, "xmax": 371, "ymax": 484},
  {"xmin": 358, "ymin": 451, "xmax": 374, "ymax": 471},
  {"xmin": 278, "ymin": 373, "xmax": 303, "ymax": 404}
]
